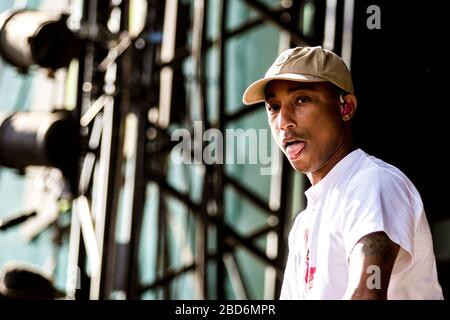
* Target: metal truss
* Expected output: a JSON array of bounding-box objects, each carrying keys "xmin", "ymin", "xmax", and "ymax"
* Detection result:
[{"xmin": 67, "ymin": 0, "xmax": 348, "ymax": 300}]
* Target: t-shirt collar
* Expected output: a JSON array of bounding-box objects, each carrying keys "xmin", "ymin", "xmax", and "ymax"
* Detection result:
[{"xmin": 304, "ymin": 148, "xmax": 364, "ymax": 203}]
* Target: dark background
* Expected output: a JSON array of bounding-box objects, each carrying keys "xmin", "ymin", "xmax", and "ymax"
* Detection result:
[{"xmin": 350, "ymin": 0, "xmax": 449, "ymax": 297}]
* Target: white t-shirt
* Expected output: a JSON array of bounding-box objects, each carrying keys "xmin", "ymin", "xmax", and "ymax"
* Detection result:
[{"xmin": 280, "ymin": 149, "xmax": 443, "ymax": 300}]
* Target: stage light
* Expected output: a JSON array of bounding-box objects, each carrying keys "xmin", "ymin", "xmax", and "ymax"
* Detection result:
[
  {"xmin": 0, "ymin": 9, "xmax": 79, "ymax": 72},
  {"xmin": 0, "ymin": 111, "xmax": 79, "ymax": 190},
  {"xmin": 0, "ymin": 261, "xmax": 65, "ymax": 300}
]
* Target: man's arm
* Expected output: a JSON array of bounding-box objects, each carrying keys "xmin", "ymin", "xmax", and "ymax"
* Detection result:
[{"xmin": 343, "ymin": 231, "xmax": 400, "ymax": 300}]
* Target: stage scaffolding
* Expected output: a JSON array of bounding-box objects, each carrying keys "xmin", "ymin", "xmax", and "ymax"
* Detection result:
[
  {"xmin": 67, "ymin": 0, "xmax": 354, "ymax": 300},
  {"xmin": 0, "ymin": 0, "xmax": 353, "ymax": 300}
]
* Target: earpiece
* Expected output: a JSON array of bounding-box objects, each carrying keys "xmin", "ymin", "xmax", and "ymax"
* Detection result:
[{"xmin": 339, "ymin": 93, "xmax": 345, "ymax": 105}]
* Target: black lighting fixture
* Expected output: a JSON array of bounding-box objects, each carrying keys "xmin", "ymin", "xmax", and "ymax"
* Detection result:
[
  {"xmin": 0, "ymin": 9, "xmax": 79, "ymax": 72},
  {"xmin": 0, "ymin": 261, "xmax": 65, "ymax": 300},
  {"xmin": 0, "ymin": 110, "xmax": 80, "ymax": 194}
]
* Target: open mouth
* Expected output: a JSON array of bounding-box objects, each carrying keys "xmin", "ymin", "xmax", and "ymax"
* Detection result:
[{"xmin": 284, "ymin": 140, "xmax": 306, "ymax": 160}]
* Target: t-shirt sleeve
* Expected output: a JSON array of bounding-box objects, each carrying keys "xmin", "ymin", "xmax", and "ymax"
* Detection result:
[{"xmin": 341, "ymin": 167, "xmax": 417, "ymax": 274}]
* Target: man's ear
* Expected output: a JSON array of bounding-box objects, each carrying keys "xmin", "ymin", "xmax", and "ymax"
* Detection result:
[{"xmin": 340, "ymin": 94, "xmax": 357, "ymax": 121}]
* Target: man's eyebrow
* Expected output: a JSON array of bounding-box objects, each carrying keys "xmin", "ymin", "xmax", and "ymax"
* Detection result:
[
  {"xmin": 265, "ymin": 83, "xmax": 316, "ymax": 99},
  {"xmin": 265, "ymin": 91, "xmax": 276, "ymax": 100}
]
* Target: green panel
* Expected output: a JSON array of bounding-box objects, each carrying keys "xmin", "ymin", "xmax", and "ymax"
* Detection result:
[
  {"xmin": 233, "ymin": 246, "xmax": 267, "ymax": 299},
  {"xmin": 0, "ymin": 65, "xmax": 34, "ymax": 111},
  {"xmin": 226, "ymin": 0, "xmax": 281, "ymax": 33},
  {"xmin": 224, "ymin": 185, "xmax": 268, "ymax": 239},
  {"xmin": 224, "ymin": 109, "xmax": 273, "ymax": 201},
  {"xmin": 0, "ymin": 1, "xmax": 14, "ymax": 11},
  {"xmin": 225, "ymin": 23, "xmax": 281, "ymax": 113},
  {"xmin": 138, "ymin": 183, "xmax": 160, "ymax": 285},
  {"xmin": 226, "ymin": 0, "xmax": 260, "ymax": 31}
]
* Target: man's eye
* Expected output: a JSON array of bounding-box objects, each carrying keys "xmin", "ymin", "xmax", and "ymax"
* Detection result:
[
  {"xmin": 267, "ymin": 104, "xmax": 280, "ymax": 112},
  {"xmin": 295, "ymin": 96, "xmax": 311, "ymax": 104}
]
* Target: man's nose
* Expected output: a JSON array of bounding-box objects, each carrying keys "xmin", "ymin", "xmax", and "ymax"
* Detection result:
[{"xmin": 277, "ymin": 104, "xmax": 296, "ymax": 130}]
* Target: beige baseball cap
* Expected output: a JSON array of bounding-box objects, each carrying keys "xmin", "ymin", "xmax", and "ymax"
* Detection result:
[{"xmin": 242, "ymin": 46, "xmax": 354, "ymax": 105}]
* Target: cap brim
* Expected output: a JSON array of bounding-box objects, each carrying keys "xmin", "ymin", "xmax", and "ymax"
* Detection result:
[{"xmin": 242, "ymin": 73, "xmax": 327, "ymax": 105}]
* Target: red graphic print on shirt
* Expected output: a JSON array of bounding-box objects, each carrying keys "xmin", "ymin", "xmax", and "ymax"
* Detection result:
[{"xmin": 304, "ymin": 229, "xmax": 316, "ymax": 289}]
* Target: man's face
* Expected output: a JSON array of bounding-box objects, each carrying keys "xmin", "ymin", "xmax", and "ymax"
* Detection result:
[{"xmin": 265, "ymin": 80, "xmax": 347, "ymax": 174}]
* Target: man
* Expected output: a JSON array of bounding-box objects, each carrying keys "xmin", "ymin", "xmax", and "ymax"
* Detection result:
[{"xmin": 242, "ymin": 46, "xmax": 443, "ymax": 299}]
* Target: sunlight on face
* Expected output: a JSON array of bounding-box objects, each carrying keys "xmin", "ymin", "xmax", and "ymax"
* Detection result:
[{"xmin": 265, "ymin": 80, "xmax": 347, "ymax": 174}]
